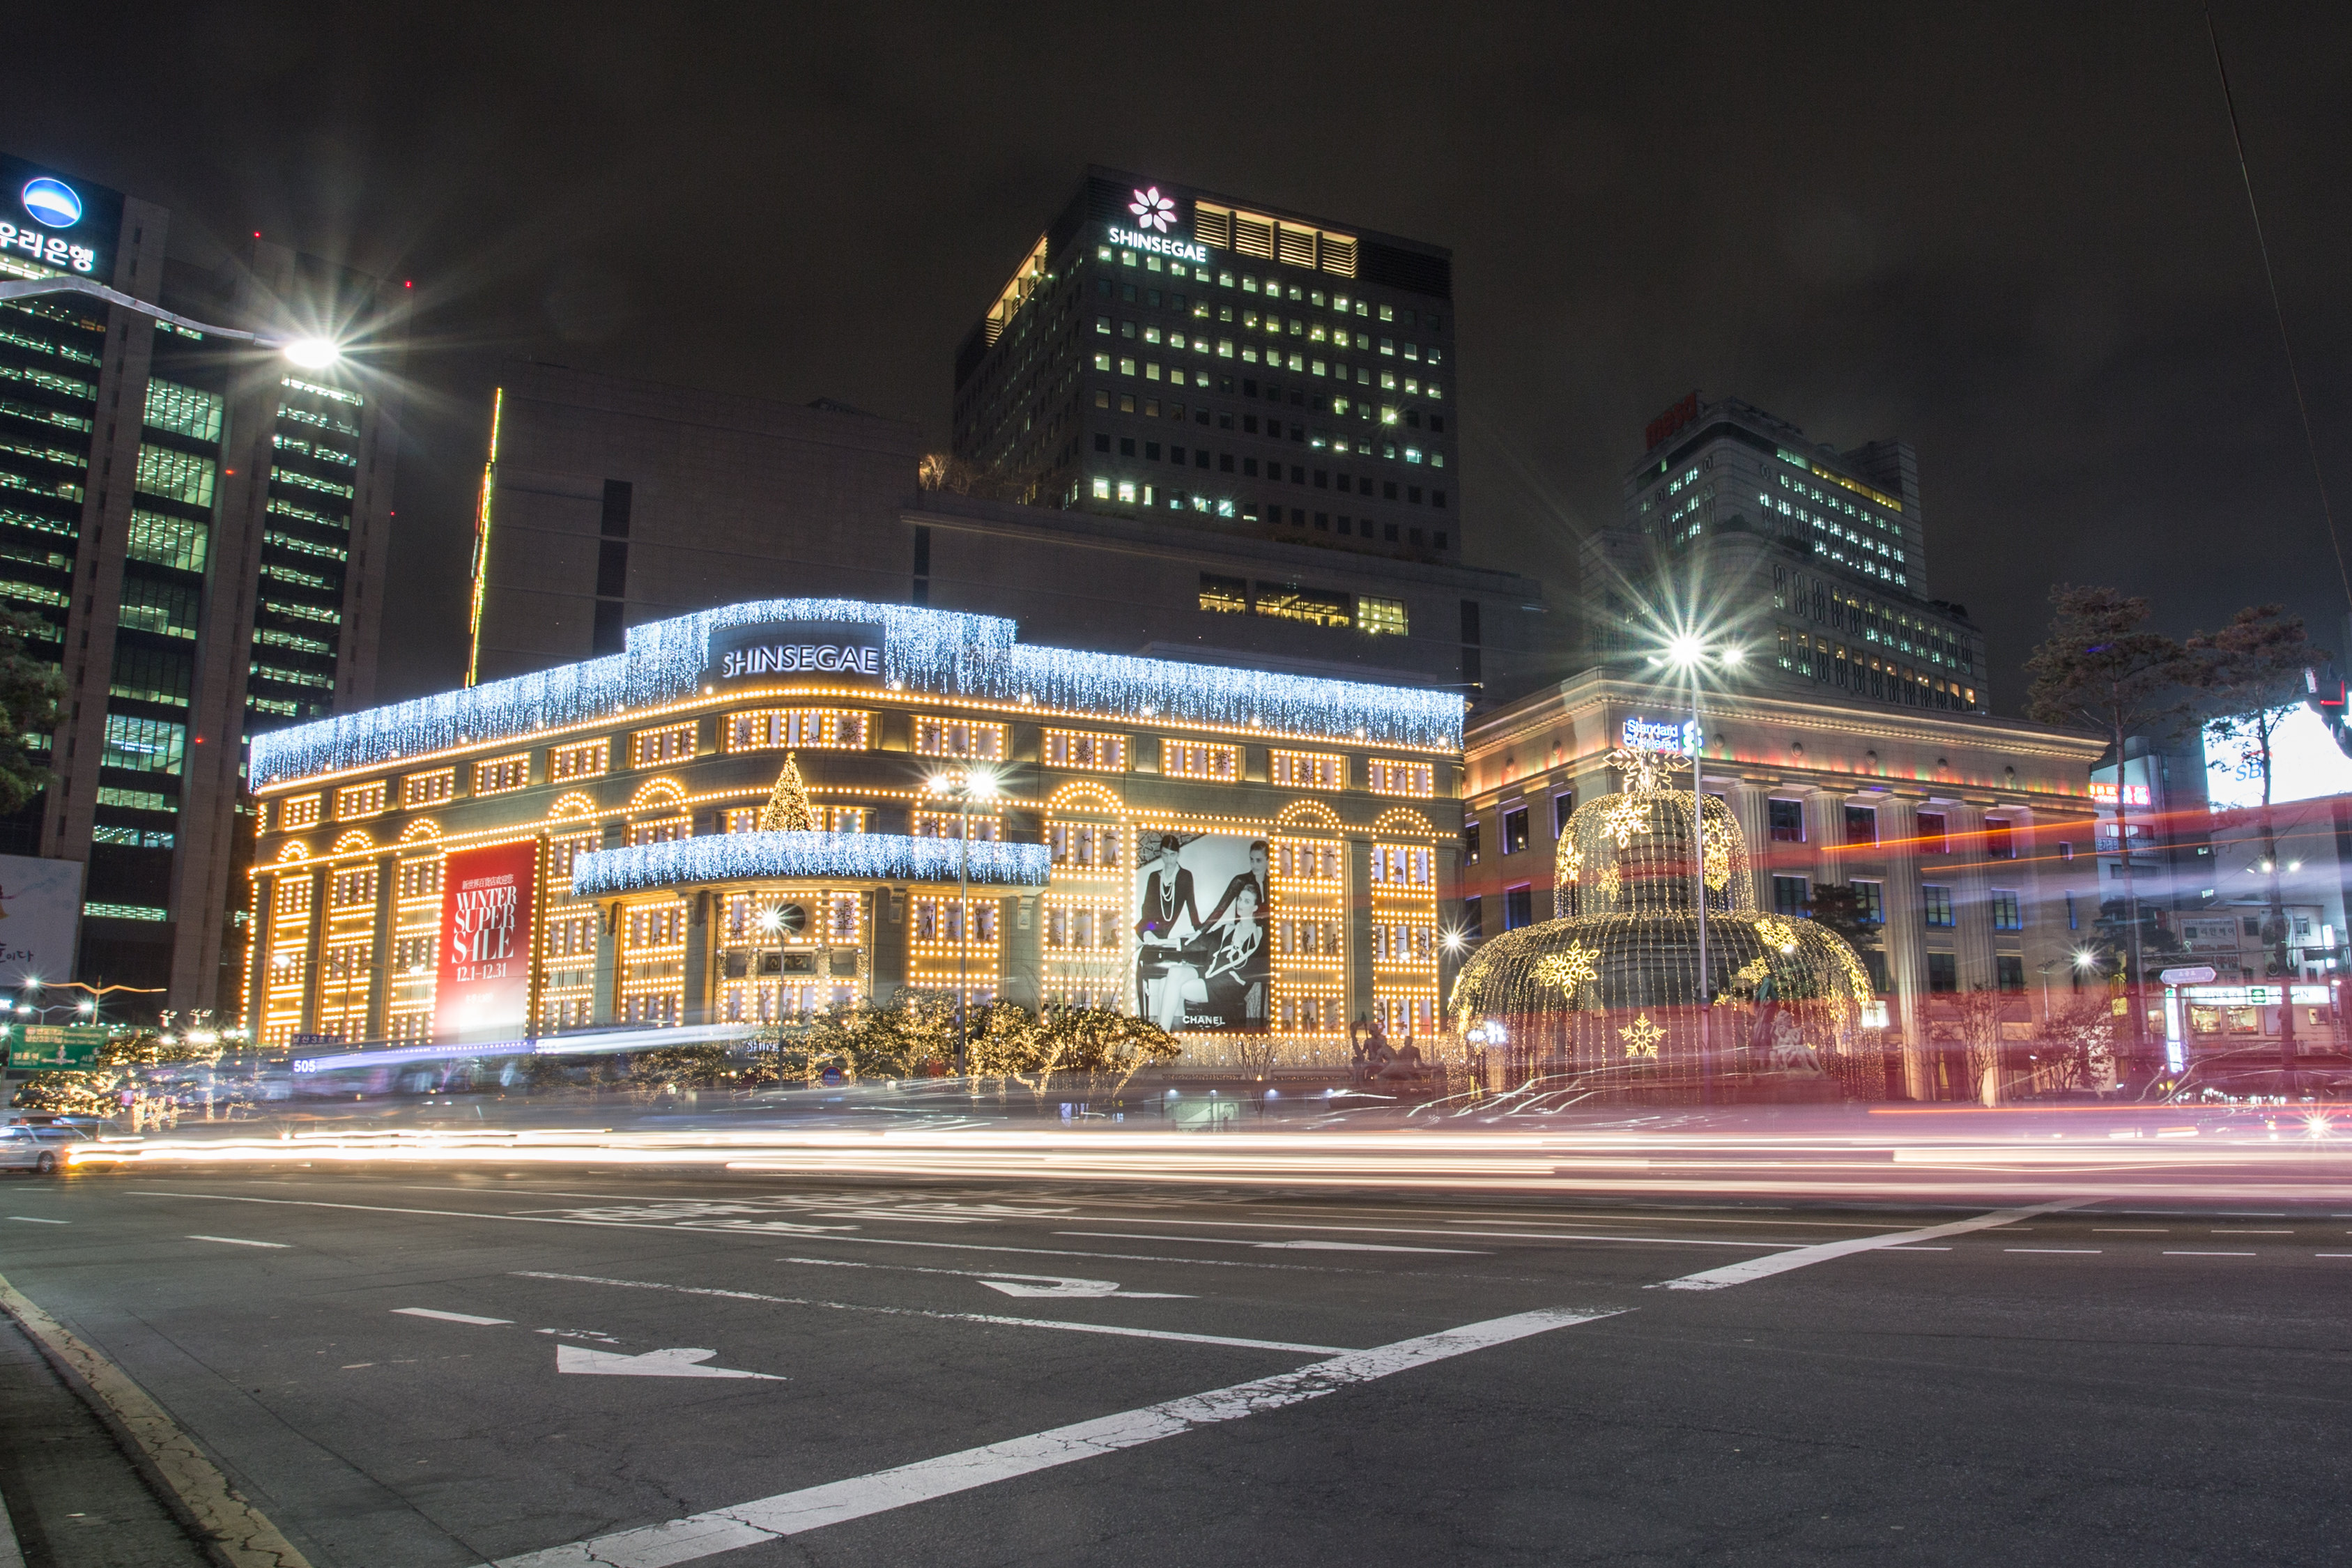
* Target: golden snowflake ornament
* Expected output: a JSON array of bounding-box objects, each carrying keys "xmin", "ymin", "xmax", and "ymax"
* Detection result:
[
  {"xmin": 1606, "ymin": 744, "xmax": 1690, "ymax": 797},
  {"xmin": 1755, "ymin": 914, "xmax": 1801, "ymax": 953},
  {"xmin": 1533, "ymin": 944, "xmax": 1601, "ymax": 999},
  {"xmin": 1600, "ymin": 793, "xmax": 1652, "ymax": 849},
  {"xmin": 1619, "ymin": 1013, "xmax": 1663, "ymax": 1059}
]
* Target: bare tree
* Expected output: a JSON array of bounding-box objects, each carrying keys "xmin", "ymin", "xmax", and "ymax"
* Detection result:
[
  {"xmin": 2187, "ymin": 604, "xmax": 2328, "ymax": 1079},
  {"xmin": 2024, "ymin": 585, "xmax": 2190, "ymax": 1078}
]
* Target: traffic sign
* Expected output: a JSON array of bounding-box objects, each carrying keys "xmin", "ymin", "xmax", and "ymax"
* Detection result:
[
  {"xmin": 2159, "ymin": 966, "xmax": 2217, "ymax": 986},
  {"xmin": 2, "ymin": 1023, "xmax": 112, "ymax": 1072}
]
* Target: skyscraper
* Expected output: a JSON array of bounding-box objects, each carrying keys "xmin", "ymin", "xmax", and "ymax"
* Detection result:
[
  {"xmin": 1586, "ymin": 393, "xmax": 1987, "ymax": 715},
  {"xmin": 0, "ymin": 150, "xmax": 403, "ymax": 1008},
  {"xmin": 953, "ymin": 168, "xmax": 1461, "ymax": 566}
]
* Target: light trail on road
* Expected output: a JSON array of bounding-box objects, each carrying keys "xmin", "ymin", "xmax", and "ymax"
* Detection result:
[{"xmin": 63, "ymin": 1105, "xmax": 2352, "ymax": 1205}]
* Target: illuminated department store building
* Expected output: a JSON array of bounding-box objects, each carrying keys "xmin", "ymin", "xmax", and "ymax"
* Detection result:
[{"xmin": 242, "ymin": 600, "xmax": 1457, "ymax": 1063}]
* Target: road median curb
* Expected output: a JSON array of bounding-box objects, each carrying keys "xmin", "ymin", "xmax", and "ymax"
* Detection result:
[{"xmin": 0, "ymin": 1268, "xmax": 312, "ymax": 1568}]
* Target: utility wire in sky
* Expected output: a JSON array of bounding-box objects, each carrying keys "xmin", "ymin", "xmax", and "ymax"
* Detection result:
[{"xmin": 2204, "ymin": 3, "xmax": 2351, "ymax": 615}]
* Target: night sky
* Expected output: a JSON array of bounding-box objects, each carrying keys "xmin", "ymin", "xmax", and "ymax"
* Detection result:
[{"xmin": 9, "ymin": 3, "xmax": 2349, "ymax": 715}]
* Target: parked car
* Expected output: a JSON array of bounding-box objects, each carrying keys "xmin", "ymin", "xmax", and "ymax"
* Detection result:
[{"xmin": 0, "ymin": 1123, "xmax": 60, "ymax": 1174}]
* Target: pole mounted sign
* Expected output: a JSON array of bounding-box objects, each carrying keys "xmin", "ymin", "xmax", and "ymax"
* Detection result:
[
  {"xmin": 1, "ymin": 1023, "xmax": 110, "ymax": 1072},
  {"xmin": 2158, "ymin": 966, "xmax": 2216, "ymax": 986}
]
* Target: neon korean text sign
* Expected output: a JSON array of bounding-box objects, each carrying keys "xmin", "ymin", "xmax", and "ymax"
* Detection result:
[{"xmin": 435, "ymin": 840, "xmax": 539, "ymax": 1045}]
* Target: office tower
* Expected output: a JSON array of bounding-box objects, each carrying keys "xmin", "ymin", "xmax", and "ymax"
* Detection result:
[
  {"xmin": 1590, "ymin": 393, "xmax": 1987, "ymax": 715},
  {"xmin": 953, "ymin": 168, "xmax": 1461, "ymax": 564},
  {"xmin": 0, "ymin": 150, "xmax": 403, "ymax": 1008}
]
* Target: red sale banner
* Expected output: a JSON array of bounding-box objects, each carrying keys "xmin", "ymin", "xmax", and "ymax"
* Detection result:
[{"xmin": 434, "ymin": 840, "xmax": 539, "ymax": 1045}]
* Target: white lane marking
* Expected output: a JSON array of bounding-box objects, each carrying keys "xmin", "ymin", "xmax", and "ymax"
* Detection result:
[
  {"xmin": 1884, "ymin": 1245, "xmax": 1951, "ymax": 1252},
  {"xmin": 1659, "ymin": 1200, "xmax": 2094, "ymax": 1291},
  {"xmin": 1059, "ymin": 1231, "xmax": 1480, "ymax": 1255},
  {"xmin": 2316, "ymin": 1253, "xmax": 2352, "ymax": 1258},
  {"xmin": 2213, "ymin": 1229, "xmax": 2293, "ymax": 1235},
  {"xmin": 186, "ymin": 1234, "xmax": 288, "ymax": 1249},
  {"xmin": 556, "ymin": 1345, "xmax": 782, "ymax": 1381},
  {"xmin": 126, "ymin": 1191, "xmax": 1372, "ymax": 1276},
  {"xmin": 489, "ymin": 1304, "xmax": 1615, "ymax": 1568},
  {"xmin": 394, "ymin": 1308, "xmax": 513, "ymax": 1325},
  {"xmin": 2005, "ymin": 1248, "xmax": 2101, "ymax": 1254},
  {"xmin": 1048, "ymin": 1215, "xmax": 1805, "ymax": 1247},
  {"xmin": 512, "ymin": 1272, "xmax": 1344, "ymax": 1356},
  {"xmin": 7, "ymin": 1215, "xmax": 68, "ymax": 1224},
  {"xmin": 776, "ymin": 1254, "xmax": 1188, "ymax": 1299},
  {"xmin": 974, "ymin": 1276, "xmax": 1187, "ymax": 1300},
  {"xmin": 2093, "ymin": 1228, "xmax": 2167, "ymax": 1233},
  {"xmin": 2165, "ymin": 1250, "xmax": 2257, "ymax": 1257}
]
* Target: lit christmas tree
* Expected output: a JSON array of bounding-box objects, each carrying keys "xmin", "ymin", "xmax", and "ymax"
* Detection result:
[{"xmin": 758, "ymin": 752, "xmax": 818, "ymax": 832}]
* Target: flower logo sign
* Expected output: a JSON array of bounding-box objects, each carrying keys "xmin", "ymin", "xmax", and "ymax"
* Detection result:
[{"xmin": 1128, "ymin": 187, "xmax": 1177, "ymax": 233}]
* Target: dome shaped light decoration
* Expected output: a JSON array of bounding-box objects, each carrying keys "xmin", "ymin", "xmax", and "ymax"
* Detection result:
[{"xmin": 1450, "ymin": 738, "xmax": 1882, "ymax": 1100}]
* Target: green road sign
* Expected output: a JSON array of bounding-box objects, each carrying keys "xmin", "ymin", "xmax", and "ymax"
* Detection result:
[{"xmin": 2, "ymin": 1023, "xmax": 111, "ymax": 1072}]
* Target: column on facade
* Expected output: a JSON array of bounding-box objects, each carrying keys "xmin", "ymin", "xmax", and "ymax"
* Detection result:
[
  {"xmin": 1347, "ymin": 838, "xmax": 1376, "ymax": 1038},
  {"xmin": 246, "ymin": 870, "xmax": 275, "ymax": 1031},
  {"xmin": 592, "ymin": 900, "xmax": 620, "ymax": 1026},
  {"xmin": 300, "ymin": 865, "xmax": 329, "ymax": 1036},
  {"xmin": 1726, "ymin": 782, "xmax": 1771, "ymax": 912},
  {"xmin": 1806, "ymin": 787, "xmax": 1850, "ymax": 902},
  {"xmin": 2004, "ymin": 806, "xmax": 2052, "ymax": 1027},
  {"xmin": 364, "ymin": 853, "xmax": 396, "ymax": 1042},
  {"xmin": 682, "ymin": 889, "xmax": 714, "ymax": 1026},
  {"xmin": 1946, "ymin": 804, "xmax": 1997, "ymax": 992},
  {"xmin": 1006, "ymin": 891, "xmax": 1043, "ymax": 1009},
  {"xmin": 1877, "ymin": 795, "xmax": 1932, "ymax": 1098}
]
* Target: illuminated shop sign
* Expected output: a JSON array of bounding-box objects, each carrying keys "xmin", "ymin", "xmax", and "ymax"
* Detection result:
[
  {"xmin": 2089, "ymin": 782, "xmax": 2151, "ymax": 805},
  {"xmin": 1107, "ymin": 184, "xmax": 1208, "ymax": 263},
  {"xmin": 706, "ymin": 621, "xmax": 885, "ymax": 686},
  {"xmin": 0, "ymin": 155, "xmax": 116, "ymax": 280},
  {"xmin": 1621, "ymin": 716, "xmax": 1700, "ymax": 751}
]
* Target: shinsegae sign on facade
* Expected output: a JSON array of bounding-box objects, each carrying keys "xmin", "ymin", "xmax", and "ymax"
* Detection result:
[{"xmin": 705, "ymin": 622, "xmax": 885, "ymax": 686}]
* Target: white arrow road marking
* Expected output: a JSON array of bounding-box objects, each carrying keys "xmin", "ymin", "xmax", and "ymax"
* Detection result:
[
  {"xmin": 777, "ymin": 1254, "xmax": 1189, "ymax": 1299},
  {"xmin": 489, "ymin": 1304, "xmax": 1616, "ymax": 1568},
  {"xmin": 1657, "ymin": 1200, "xmax": 2096, "ymax": 1291},
  {"xmin": 515, "ymin": 1271, "xmax": 1335, "ymax": 1355},
  {"xmin": 394, "ymin": 1308, "xmax": 513, "ymax": 1325},
  {"xmin": 8, "ymin": 1215, "xmax": 68, "ymax": 1224},
  {"xmin": 555, "ymin": 1345, "xmax": 783, "ymax": 1381},
  {"xmin": 974, "ymin": 1274, "xmax": 1187, "ymax": 1299},
  {"xmin": 186, "ymin": 1234, "xmax": 288, "ymax": 1248},
  {"xmin": 1061, "ymin": 1231, "xmax": 1481, "ymax": 1254}
]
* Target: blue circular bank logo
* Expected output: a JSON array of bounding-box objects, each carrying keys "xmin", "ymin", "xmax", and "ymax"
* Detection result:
[{"xmin": 22, "ymin": 178, "xmax": 82, "ymax": 229}]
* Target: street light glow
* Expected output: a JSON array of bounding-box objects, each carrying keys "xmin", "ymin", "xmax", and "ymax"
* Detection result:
[{"xmin": 279, "ymin": 337, "xmax": 341, "ymax": 369}]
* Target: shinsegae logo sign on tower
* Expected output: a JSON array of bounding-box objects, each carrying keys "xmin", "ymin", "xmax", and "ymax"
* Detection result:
[{"xmin": 1107, "ymin": 183, "xmax": 1208, "ymax": 264}]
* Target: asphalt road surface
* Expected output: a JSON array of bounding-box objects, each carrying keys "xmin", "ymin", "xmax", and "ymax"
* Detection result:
[{"xmin": 2, "ymin": 1167, "xmax": 2347, "ymax": 1567}]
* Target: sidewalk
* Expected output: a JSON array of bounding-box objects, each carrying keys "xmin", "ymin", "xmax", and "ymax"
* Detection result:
[{"xmin": 0, "ymin": 1308, "xmax": 212, "ymax": 1567}]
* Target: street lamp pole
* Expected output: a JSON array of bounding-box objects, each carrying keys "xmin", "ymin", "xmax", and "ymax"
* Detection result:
[
  {"xmin": 0, "ymin": 276, "xmax": 344, "ymax": 366},
  {"xmin": 1690, "ymin": 692, "xmax": 1711, "ymax": 1106},
  {"xmin": 1662, "ymin": 635, "xmax": 1739, "ymax": 1105}
]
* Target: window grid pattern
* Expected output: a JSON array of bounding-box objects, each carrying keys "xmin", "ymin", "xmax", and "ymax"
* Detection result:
[
  {"xmin": 1043, "ymin": 729, "xmax": 1128, "ymax": 772},
  {"xmin": 1270, "ymin": 750, "xmax": 1345, "ymax": 790},
  {"xmin": 728, "ymin": 709, "xmax": 871, "ymax": 753},
  {"xmin": 1368, "ymin": 758, "xmax": 1434, "ymax": 798},
  {"xmin": 914, "ymin": 718, "xmax": 1008, "ymax": 762},
  {"xmin": 633, "ymin": 724, "xmax": 695, "ymax": 767},
  {"xmin": 1162, "ymin": 739, "xmax": 1240, "ymax": 781}
]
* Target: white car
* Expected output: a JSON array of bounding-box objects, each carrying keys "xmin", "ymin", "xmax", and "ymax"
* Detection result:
[{"xmin": 0, "ymin": 1123, "xmax": 61, "ymax": 1174}]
